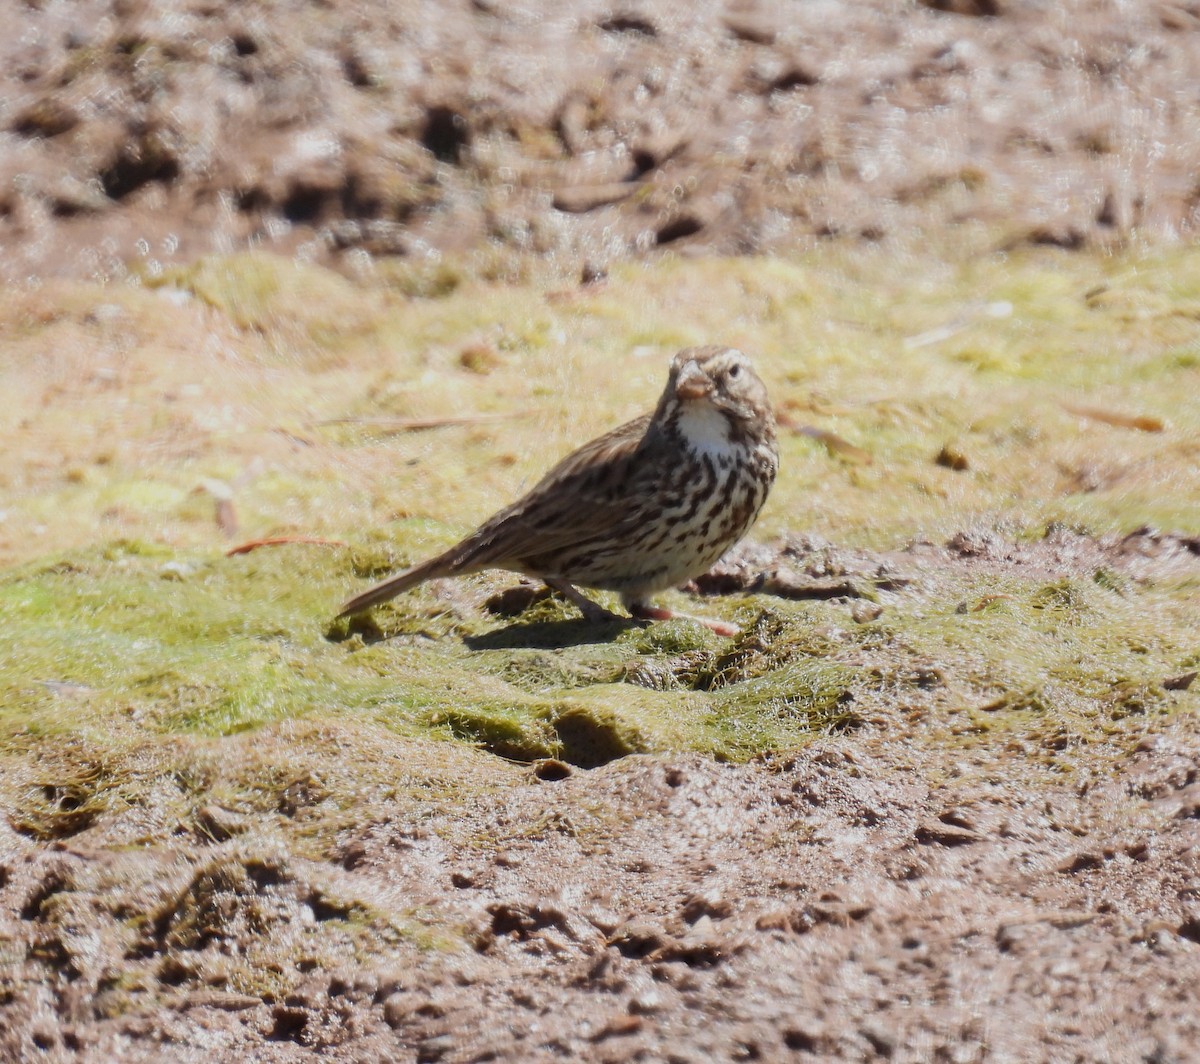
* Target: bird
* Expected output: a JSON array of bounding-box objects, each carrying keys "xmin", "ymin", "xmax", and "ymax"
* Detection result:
[{"xmin": 337, "ymin": 345, "xmax": 778, "ymax": 637}]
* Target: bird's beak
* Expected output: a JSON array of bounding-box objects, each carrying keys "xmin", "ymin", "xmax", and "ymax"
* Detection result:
[{"xmin": 675, "ymin": 362, "xmax": 712, "ymax": 401}]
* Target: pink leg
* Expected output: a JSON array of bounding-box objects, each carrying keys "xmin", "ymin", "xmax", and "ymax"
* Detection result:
[{"xmin": 626, "ymin": 600, "xmax": 740, "ymax": 638}]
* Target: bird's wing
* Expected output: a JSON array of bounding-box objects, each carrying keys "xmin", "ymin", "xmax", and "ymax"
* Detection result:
[{"xmin": 442, "ymin": 413, "xmax": 662, "ymax": 572}]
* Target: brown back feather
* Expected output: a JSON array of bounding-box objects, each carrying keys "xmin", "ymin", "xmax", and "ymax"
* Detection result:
[{"xmin": 438, "ymin": 413, "xmax": 660, "ymax": 572}]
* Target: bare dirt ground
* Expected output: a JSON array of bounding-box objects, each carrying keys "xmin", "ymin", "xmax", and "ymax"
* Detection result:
[
  {"xmin": 1, "ymin": 529, "xmax": 1197, "ymax": 1062},
  {"xmin": 9, "ymin": 715, "xmax": 1200, "ymax": 1063},
  {"xmin": 2, "ymin": 1, "xmax": 1200, "ymax": 1062},
  {"xmin": 2, "ymin": 0, "xmax": 1200, "ymax": 283}
]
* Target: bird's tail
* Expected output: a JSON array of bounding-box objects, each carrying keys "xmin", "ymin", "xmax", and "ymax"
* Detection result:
[{"xmin": 337, "ymin": 553, "xmax": 458, "ymax": 618}]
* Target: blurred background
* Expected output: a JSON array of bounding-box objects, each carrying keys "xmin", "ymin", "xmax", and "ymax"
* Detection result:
[{"xmin": 4, "ymin": 0, "xmax": 1199, "ymax": 284}]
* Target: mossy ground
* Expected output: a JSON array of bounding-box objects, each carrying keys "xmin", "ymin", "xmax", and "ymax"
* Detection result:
[
  {"xmin": 1, "ymin": 242, "xmax": 1197, "ymax": 844},
  {"xmin": 0, "ymin": 243, "xmax": 1195, "ymax": 758}
]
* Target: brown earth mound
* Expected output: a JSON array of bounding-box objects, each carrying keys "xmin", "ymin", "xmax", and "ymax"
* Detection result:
[{"xmin": 3, "ymin": 0, "xmax": 1200, "ymax": 282}]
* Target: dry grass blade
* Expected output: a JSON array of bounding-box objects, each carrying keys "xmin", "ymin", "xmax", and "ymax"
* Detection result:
[
  {"xmin": 782, "ymin": 418, "xmax": 873, "ymax": 465},
  {"xmin": 314, "ymin": 413, "xmax": 523, "ymax": 434},
  {"xmin": 1060, "ymin": 403, "xmax": 1166, "ymax": 433},
  {"xmin": 225, "ymin": 536, "xmax": 349, "ymax": 557}
]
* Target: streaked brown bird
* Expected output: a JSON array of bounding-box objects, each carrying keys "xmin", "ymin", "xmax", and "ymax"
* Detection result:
[{"xmin": 338, "ymin": 345, "xmax": 778, "ymax": 636}]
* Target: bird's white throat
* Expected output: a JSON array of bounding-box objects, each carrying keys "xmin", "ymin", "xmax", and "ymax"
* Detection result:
[{"xmin": 676, "ymin": 401, "xmax": 734, "ymax": 462}]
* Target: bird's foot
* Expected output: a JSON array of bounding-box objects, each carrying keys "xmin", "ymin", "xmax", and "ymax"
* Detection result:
[
  {"xmin": 545, "ymin": 579, "xmax": 628, "ymax": 624},
  {"xmin": 627, "ymin": 601, "xmax": 740, "ymax": 639}
]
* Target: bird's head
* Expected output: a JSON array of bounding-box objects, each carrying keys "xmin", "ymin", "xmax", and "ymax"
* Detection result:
[{"xmin": 663, "ymin": 346, "xmax": 773, "ymax": 432}]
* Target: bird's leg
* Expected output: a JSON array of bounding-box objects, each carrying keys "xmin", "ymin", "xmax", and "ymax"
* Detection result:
[
  {"xmin": 625, "ymin": 598, "xmax": 740, "ymax": 639},
  {"xmin": 544, "ymin": 579, "xmax": 627, "ymax": 624}
]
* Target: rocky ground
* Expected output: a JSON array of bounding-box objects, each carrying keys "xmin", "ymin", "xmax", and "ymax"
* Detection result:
[{"xmin": 2, "ymin": 1, "xmax": 1200, "ymax": 1062}]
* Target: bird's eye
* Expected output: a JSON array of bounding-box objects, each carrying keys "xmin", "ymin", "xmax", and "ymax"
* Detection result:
[{"xmin": 727, "ymin": 364, "xmax": 741, "ymax": 379}]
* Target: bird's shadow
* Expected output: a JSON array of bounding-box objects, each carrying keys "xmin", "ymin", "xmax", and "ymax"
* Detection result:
[{"xmin": 464, "ymin": 617, "xmax": 640, "ymax": 650}]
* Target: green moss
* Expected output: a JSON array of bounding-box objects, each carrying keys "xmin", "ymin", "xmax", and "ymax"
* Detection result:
[
  {"xmin": 1, "ymin": 244, "xmax": 1197, "ymax": 817},
  {"xmin": 703, "ymin": 661, "xmax": 862, "ymax": 756},
  {"xmin": 374, "ymin": 258, "xmax": 467, "ymax": 299},
  {"xmin": 428, "ymin": 704, "xmax": 559, "ymax": 762},
  {"xmin": 151, "ymin": 252, "xmax": 391, "ymax": 364}
]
